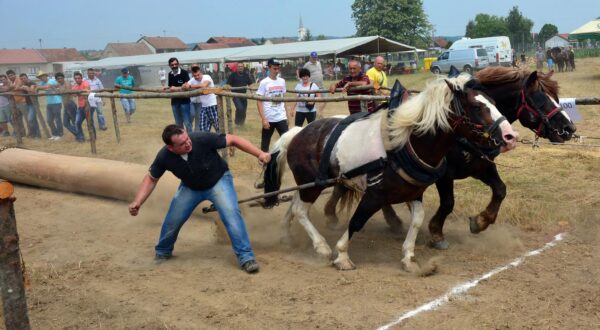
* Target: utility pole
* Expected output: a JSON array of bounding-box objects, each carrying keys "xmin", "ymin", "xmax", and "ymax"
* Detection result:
[{"xmin": 38, "ymin": 38, "xmax": 42, "ymax": 49}]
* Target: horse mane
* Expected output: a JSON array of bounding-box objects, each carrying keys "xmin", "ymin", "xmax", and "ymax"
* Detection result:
[
  {"xmin": 387, "ymin": 74, "xmax": 472, "ymax": 149},
  {"xmin": 475, "ymin": 66, "xmax": 560, "ymax": 101}
]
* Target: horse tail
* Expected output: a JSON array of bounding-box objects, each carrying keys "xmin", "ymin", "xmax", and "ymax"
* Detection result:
[
  {"xmin": 263, "ymin": 127, "xmax": 304, "ymax": 206},
  {"xmin": 337, "ymin": 186, "xmax": 361, "ymax": 216}
]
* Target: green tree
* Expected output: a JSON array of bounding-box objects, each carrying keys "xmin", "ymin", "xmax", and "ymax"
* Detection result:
[
  {"xmin": 316, "ymin": 34, "xmax": 327, "ymax": 40},
  {"xmin": 352, "ymin": 0, "xmax": 432, "ymax": 48},
  {"xmin": 506, "ymin": 6, "xmax": 534, "ymax": 49},
  {"xmin": 537, "ymin": 23, "xmax": 559, "ymax": 44},
  {"xmin": 303, "ymin": 29, "xmax": 313, "ymax": 41},
  {"xmin": 465, "ymin": 14, "xmax": 509, "ymax": 38}
]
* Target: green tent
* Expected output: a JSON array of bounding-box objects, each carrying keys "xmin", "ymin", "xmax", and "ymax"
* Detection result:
[{"xmin": 569, "ymin": 17, "xmax": 600, "ymax": 40}]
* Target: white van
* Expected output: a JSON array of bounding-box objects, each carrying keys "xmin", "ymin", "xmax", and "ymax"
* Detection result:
[
  {"xmin": 450, "ymin": 36, "xmax": 512, "ymax": 66},
  {"xmin": 430, "ymin": 48, "xmax": 489, "ymax": 74}
]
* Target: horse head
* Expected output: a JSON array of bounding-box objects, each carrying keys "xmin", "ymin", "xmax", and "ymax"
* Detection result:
[
  {"xmin": 516, "ymin": 71, "xmax": 576, "ymax": 142},
  {"xmin": 444, "ymin": 77, "xmax": 518, "ymax": 151}
]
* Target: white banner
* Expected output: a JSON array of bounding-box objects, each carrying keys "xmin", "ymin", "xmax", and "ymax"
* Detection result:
[{"xmin": 559, "ymin": 98, "xmax": 582, "ymax": 123}]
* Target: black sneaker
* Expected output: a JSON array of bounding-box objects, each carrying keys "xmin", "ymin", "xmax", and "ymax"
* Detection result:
[
  {"xmin": 154, "ymin": 254, "xmax": 172, "ymax": 264},
  {"xmin": 241, "ymin": 260, "xmax": 259, "ymax": 273}
]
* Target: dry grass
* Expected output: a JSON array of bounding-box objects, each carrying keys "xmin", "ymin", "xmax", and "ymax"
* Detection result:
[{"xmin": 1, "ymin": 59, "xmax": 599, "ymax": 229}]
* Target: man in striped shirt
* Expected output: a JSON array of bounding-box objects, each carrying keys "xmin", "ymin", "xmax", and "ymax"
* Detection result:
[{"xmin": 328, "ymin": 60, "xmax": 375, "ymax": 114}]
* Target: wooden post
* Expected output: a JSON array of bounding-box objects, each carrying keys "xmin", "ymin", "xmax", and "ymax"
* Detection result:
[
  {"xmin": 32, "ymin": 95, "xmax": 50, "ymax": 139},
  {"xmin": 0, "ymin": 182, "xmax": 31, "ymax": 330},
  {"xmin": 109, "ymin": 95, "xmax": 121, "ymax": 143},
  {"xmin": 84, "ymin": 101, "xmax": 96, "ymax": 154},
  {"xmin": 225, "ymin": 96, "xmax": 235, "ymax": 157},
  {"xmin": 360, "ymin": 100, "xmax": 368, "ymax": 112},
  {"xmin": 8, "ymin": 97, "xmax": 23, "ymax": 145},
  {"xmin": 217, "ymin": 95, "xmax": 227, "ymax": 161}
]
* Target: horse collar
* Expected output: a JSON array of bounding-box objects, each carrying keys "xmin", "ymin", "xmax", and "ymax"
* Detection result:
[{"xmin": 387, "ymin": 139, "xmax": 447, "ymax": 187}]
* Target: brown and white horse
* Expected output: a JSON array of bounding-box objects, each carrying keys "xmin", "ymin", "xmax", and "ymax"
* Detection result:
[{"xmin": 263, "ymin": 76, "xmax": 517, "ymax": 272}]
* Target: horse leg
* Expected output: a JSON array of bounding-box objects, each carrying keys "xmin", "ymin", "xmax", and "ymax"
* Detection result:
[
  {"xmin": 428, "ymin": 177, "xmax": 455, "ymax": 250},
  {"xmin": 334, "ymin": 192, "xmax": 383, "ymax": 270},
  {"xmin": 382, "ymin": 203, "xmax": 403, "ymax": 234},
  {"xmin": 469, "ymin": 165, "xmax": 506, "ymax": 234},
  {"xmin": 290, "ymin": 191, "xmax": 332, "ymax": 259},
  {"xmin": 401, "ymin": 200, "xmax": 426, "ymax": 273},
  {"xmin": 323, "ymin": 184, "xmax": 346, "ymax": 229}
]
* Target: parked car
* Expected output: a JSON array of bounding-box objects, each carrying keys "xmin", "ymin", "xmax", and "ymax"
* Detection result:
[
  {"xmin": 430, "ymin": 48, "xmax": 489, "ymax": 75},
  {"xmin": 450, "ymin": 36, "xmax": 512, "ymax": 66}
]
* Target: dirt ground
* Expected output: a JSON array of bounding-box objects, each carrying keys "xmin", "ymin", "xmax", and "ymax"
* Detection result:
[
  {"xmin": 3, "ymin": 177, "xmax": 598, "ymax": 329},
  {"xmin": 2, "ymin": 59, "xmax": 600, "ymax": 328}
]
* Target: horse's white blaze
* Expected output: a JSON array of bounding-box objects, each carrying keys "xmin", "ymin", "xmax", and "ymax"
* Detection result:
[
  {"xmin": 548, "ymin": 94, "xmax": 573, "ymax": 123},
  {"xmin": 334, "ymin": 111, "xmax": 387, "ymax": 174},
  {"xmin": 475, "ymin": 94, "xmax": 519, "ymax": 151},
  {"xmin": 401, "ymin": 200, "xmax": 424, "ymax": 268}
]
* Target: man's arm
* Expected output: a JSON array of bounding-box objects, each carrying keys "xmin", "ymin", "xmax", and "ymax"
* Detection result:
[
  {"xmin": 128, "ymin": 174, "xmax": 159, "ymax": 216},
  {"xmin": 257, "ymin": 100, "xmax": 269, "ymax": 129},
  {"xmin": 226, "ymin": 134, "xmax": 271, "ymax": 164}
]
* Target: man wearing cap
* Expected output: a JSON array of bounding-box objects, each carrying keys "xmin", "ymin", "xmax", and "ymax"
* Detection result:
[
  {"xmin": 329, "ymin": 59, "xmax": 375, "ymax": 114},
  {"xmin": 165, "ymin": 57, "xmax": 192, "ymax": 132},
  {"xmin": 115, "ymin": 68, "xmax": 136, "ymax": 123},
  {"xmin": 36, "ymin": 71, "xmax": 64, "ymax": 139},
  {"xmin": 183, "ymin": 66, "xmax": 219, "ymax": 132},
  {"xmin": 256, "ymin": 58, "xmax": 288, "ymax": 152},
  {"xmin": 303, "ymin": 52, "xmax": 326, "ymax": 115}
]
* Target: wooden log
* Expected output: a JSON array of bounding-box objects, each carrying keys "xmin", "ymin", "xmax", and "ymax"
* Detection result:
[
  {"xmin": 109, "ymin": 95, "xmax": 121, "ymax": 143},
  {"xmin": 575, "ymin": 98, "xmax": 600, "ymax": 105},
  {"xmin": 0, "ymin": 193, "xmax": 31, "ymax": 330},
  {"xmin": 217, "ymin": 96, "xmax": 227, "ymax": 161},
  {"xmin": 31, "ymin": 96, "xmax": 50, "ymax": 139}
]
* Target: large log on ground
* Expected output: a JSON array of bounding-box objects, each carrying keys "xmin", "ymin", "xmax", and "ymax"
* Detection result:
[{"xmin": 0, "ymin": 148, "xmax": 179, "ymax": 203}]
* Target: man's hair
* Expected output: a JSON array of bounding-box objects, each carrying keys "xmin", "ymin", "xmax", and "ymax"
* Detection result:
[
  {"xmin": 6, "ymin": 70, "xmax": 15, "ymax": 75},
  {"xmin": 74, "ymin": 72, "xmax": 83, "ymax": 78},
  {"xmin": 298, "ymin": 68, "xmax": 311, "ymax": 78},
  {"xmin": 191, "ymin": 66, "xmax": 201, "ymax": 73},
  {"xmin": 87, "ymin": 68, "xmax": 95, "ymax": 72},
  {"xmin": 19, "ymin": 73, "xmax": 27, "ymax": 78},
  {"xmin": 0, "ymin": 74, "xmax": 7, "ymax": 79},
  {"xmin": 168, "ymin": 57, "xmax": 179, "ymax": 65},
  {"xmin": 162, "ymin": 124, "xmax": 185, "ymax": 145},
  {"xmin": 55, "ymin": 72, "xmax": 64, "ymax": 78}
]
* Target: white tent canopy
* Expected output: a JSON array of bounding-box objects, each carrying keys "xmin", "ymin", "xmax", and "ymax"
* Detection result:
[
  {"xmin": 70, "ymin": 36, "xmax": 415, "ymax": 71},
  {"xmin": 569, "ymin": 17, "xmax": 600, "ymax": 40}
]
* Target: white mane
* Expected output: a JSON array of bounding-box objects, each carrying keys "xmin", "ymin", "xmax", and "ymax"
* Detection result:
[{"xmin": 387, "ymin": 74, "xmax": 472, "ymax": 149}]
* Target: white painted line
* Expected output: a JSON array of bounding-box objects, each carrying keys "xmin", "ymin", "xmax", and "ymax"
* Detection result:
[{"xmin": 377, "ymin": 233, "xmax": 566, "ymax": 330}]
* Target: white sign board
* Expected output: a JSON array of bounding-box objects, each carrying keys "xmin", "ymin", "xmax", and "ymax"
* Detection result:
[{"xmin": 559, "ymin": 98, "xmax": 582, "ymax": 123}]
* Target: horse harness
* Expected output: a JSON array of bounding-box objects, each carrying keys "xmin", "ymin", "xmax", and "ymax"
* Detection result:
[
  {"xmin": 516, "ymin": 88, "xmax": 561, "ymax": 138},
  {"xmin": 315, "ymin": 82, "xmax": 501, "ymax": 188}
]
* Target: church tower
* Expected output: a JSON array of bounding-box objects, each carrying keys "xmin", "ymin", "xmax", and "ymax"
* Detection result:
[{"xmin": 298, "ymin": 15, "xmax": 307, "ymax": 41}]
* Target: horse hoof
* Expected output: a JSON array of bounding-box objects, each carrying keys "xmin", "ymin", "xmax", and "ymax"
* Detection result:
[
  {"xmin": 315, "ymin": 244, "xmax": 333, "ymax": 260},
  {"xmin": 430, "ymin": 239, "xmax": 449, "ymax": 250},
  {"xmin": 401, "ymin": 260, "xmax": 420, "ymax": 273},
  {"xmin": 469, "ymin": 216, "xmax": 482, "ymax": 234},
  {"xmin": 334, "ymin": 258, "xmax": 356, "ymax": 271}
]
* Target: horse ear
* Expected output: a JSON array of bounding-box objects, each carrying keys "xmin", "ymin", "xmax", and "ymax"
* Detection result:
[
  {"xmin": 524, "ymin": 71, "xmax": 538, "ymax": 89},
  {"xmin": 388, "ymin": 79, "xmax": 406, "ymax": 109},
  {"xmin": 448, "ymin": 65, "xmax": 461, "ymax": 78}
]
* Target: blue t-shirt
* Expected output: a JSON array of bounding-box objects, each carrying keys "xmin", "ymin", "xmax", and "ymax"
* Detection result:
[
  {"xmin": 115, "ymin": 75, "xmax": 135, "ymax": 94},
  {"xmin": 40, "ymin": 78, "xmax": 62, "ymax": 104}
]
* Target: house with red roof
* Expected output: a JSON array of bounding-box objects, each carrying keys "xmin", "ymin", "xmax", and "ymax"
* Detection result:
[
  {"xmin": 0, "ymin": 49, "xmax": 50, "ymax": 77},
  {"xmin": 192, "ymin": 37, "xmax": 255, "ymax": 51},
  {"xmin": 137, "ymin": 36, "xmax": 188, "ymax": 53},
  {"xmin": 102, "ymin": 42, "xmax": 153, "ymax": 58}
]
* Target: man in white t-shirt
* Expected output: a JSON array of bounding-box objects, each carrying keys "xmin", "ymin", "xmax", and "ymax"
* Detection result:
[
  {"xmin": 256, "ymin": 58, "xmax": 288, "ymax": 151},
  {"xmin": 158, "ymin": 68, "xmax": 167, "ymax": 87},
  {"xmin": 183, "ymin": 66, "xmax": 219, "ymax": 132}
]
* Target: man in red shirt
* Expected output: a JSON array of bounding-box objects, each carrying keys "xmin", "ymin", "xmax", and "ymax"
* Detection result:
[
  {"xmin": 71, "ymin": 72, "xmax": 92, "ymax": 142},
  {"xmin": 328, "ymin": 60, "xmax": 375, "ymax": 113}
]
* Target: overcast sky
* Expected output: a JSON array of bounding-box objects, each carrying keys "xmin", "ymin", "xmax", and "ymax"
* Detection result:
[{"xmin": 0, "ymin": 0, "xmax": 597, "ymax": 50}]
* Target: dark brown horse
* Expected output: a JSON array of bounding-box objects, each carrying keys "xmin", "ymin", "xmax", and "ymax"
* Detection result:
[
  {"xmin": 263, "ymin": 76, "xmax": 516, "ymax": 272},
  {"xmin": 326, "ymin": 67, "xmax": 576, "ymax": 251}
]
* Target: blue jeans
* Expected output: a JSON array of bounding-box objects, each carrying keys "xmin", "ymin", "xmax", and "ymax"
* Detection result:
[
  {"xmin": 47, "ymin": 103, "xmax": 63, "ymax": 137},
  {"xmin": 120, "ymin": 98, "xmax": 136, "ymax": 114},
  {"xmin": 233, "ymin": 97, "xmax": 248, "ymax": 126},
  {"xmin": 155, "ymin": 171, "xmax": 255, "ymax": 266},
  {"xmin": 171, "ymin": 103, "xmax": 192, "ymax": 132},
  {"xmin": 75, "ymin": 107, "xmax": 96, "ymax": 142},
  {"xmin": 95, "ymin": 101, "xmax": 107, "ymax": 129},
  {"xmin": 63, "ymin": 101, "xmax": 77, "ymax": 137},
  {"xmin": 191, "ymin": 102, "xmax": 202, "ymax": 132},
  {"xmin": 26, "ymin": 104, "xmax": 40, "ymax": 138}
]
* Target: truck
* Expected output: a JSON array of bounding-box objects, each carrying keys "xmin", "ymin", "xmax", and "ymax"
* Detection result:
[{"xmin": 450, "ymin": 36, "xmax": 512, "ymax": 67}]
